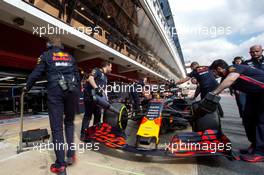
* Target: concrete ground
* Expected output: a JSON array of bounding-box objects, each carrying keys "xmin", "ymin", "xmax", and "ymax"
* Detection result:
[{"xmin": 0, "ymin": 95, "xmax": 263, "ymax": 175}]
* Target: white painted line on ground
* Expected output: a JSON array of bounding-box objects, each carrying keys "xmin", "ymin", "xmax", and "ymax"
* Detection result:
[
  {"xmin": 38, "ymin": 151, "xmax": 145, "ymax": 175},
  {"xmin": 191, "ymin": 163, "xmax": 198, "ymax": 175},
  {"xmin": 0, "ymin": 138, "xmax": 198, "ymax": 175},
  {"xmin": 0, "ymin": 151, "xmax": 26, "ymax": 162},
  {"xmin": 83, "ymin": 161, "xmax": 145, "ymax": 175}
]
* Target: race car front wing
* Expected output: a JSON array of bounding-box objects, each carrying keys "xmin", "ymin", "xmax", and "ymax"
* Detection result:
[{"xmin": 82, "ymin": 123, "xmax": 239, "ymax": 160}]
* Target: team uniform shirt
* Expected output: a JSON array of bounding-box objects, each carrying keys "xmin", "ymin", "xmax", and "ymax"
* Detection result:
[
  {"xmin": 228, "ymin": 64, "xmax": 264, "ymax": 94},
  {"xmin": 244, "ymin": 56, "xmax": 264, "ymax": 71},
  {"xmin": 188, "ymin": 66, "xmax": 219, "ymax": 92},
  {"xmin": 85, "ymin": 68, "xmax": 108, "ymax": 95},
  {"xmin": 26, "ymin": 46, "xmax": 80, "ymax": 90}
]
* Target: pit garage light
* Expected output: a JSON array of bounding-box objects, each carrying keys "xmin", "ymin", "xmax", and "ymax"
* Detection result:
[
  {"xmin": 2, "ymin": 0, "xmax": 167, "ymax": 80},
  {"xmin": 36, "ymin": 80, "xmax": 48, "ymax": 84},
  {"xmin": 0, "ymin": 77, "xmax": 14, "ymax": 81},
  {"xmin": 0, "ymin": 86, "xmax": 16, "ymax": 87},
  {"xmin": 0, "ymin": 83, "xmax": 16, "ymax": 86},
  {"xmin": 18, "ymin": 80, "xmax": 47, "ymax": 86},
  {"xmin": 17, "ymin": 77, "xmax": 26, "ymax": 80}
]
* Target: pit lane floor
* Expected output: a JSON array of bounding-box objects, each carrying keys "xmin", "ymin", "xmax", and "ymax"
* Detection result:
[{"xmin": 0, "ymin": 95, "xmax": 263, "ymax": 175}]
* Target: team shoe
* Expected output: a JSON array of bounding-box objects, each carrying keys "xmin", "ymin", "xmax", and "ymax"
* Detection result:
[
  {"xmin": 66, "ymin": 155, "xmax": 77, "ymax": 166},
  {"xmin": 239, "ymin": 145, "xmax": 254, "ymax": 154},
  {"xmin": 80, "ymin": 130, "xmax": 86, "ymax": 140},
  {"xmin": 80, "ymin": 133, "xmax": 85, "ymax": 141},
  {"xmin": 240, "ymin": 153, "xmax": 264, "ymax": 163},
  {"xmin": 50, "ymin": 163, "xmax": 67, "ymax": 175}
]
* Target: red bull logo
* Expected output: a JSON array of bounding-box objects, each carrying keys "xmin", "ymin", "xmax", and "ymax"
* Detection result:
[{"xmin": 52, "ymin": 52, "xmax": 71, "ymax": 61}]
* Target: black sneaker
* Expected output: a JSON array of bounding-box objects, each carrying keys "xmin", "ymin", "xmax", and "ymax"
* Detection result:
[{"xmin": 80, "ymin": 134, "xmax": 85, "ymax": 141}]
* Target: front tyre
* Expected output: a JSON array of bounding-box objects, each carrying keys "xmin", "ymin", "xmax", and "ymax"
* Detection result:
[{"xmin": 103, "ymin": 103, "xmax": 128, "ymax": 130}]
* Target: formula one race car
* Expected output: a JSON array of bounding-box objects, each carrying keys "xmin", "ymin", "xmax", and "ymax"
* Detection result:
[{"xmin": 81, "ymin": 91, "xmax": 238, "ymax": 160}]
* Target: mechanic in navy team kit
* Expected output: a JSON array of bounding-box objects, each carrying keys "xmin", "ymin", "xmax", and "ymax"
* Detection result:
[
  {"xmin": 80, "ymin": 61, "xmax": 112, "ymax": 139},
  {"xmin": 244, "ymin": 45, "xmax": 264, "ymax": 70},
  {"xmin": 190, "ymin": 77, "xmax": 201, "ymax": 100},
  {"xmin": 130, "ymin": 78, "xmax": 147, "ymax": 112},
  {"xmin": 25, "ymin": 37, "xmax": 80, "ymax": 174},
  {"xmin": 230, "ymin": 56, "xmax": 246, "ymax": 120},
  {"xmin": 176, "ymin": 61, "xmax": 219, "ymax": 99},
  {"xmin": 235, "ymin": 44, "xmax": 264, "ymax": 159},
  {"xmin": 210, "ymin": 59, "xmax": 264, "ymax": 162}
]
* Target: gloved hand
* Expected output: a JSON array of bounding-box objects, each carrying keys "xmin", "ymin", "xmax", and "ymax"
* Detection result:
[
  {"xmin": 22, "ymin": 86, "xmax": 28, "ymax": 93},
  {"xmin": 94, "ymin": 88, "xmax": 103, "ymax": 97}
]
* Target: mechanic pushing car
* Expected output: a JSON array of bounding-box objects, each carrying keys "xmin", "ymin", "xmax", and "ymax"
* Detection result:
[
  {"xmin": 24, "ymin": 37, "xmax": 80, "ymax": 175},
  {"xmin": 210, "ymin": 59, "xmax": 264, "ymax": 162},
  {"xmin": 80, "ymin": 61, "xmax": 112, "ymax": 139},
  {"xmin": 176, "ymin": 61, "xmax": 219, "ymax": 99},
  {"xmin": 237, "ymin": 45, "xmax": 264, "ymax": 159}
]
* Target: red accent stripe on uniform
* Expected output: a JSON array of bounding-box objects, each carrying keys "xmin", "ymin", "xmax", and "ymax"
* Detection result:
[{"xmin": 239, "ymin": 75, "xmax": 264, "ymax": 88}]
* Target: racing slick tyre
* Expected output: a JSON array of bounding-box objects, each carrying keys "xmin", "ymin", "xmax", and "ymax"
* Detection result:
[
  {"xmin": 192, "ymin": 110, "xmax": 221, "ymax": 132},
  {"xmin": 104, "ymin": 103, "xmax": 128, "ymax": 130}
]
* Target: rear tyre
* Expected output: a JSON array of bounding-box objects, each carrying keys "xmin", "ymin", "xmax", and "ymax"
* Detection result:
[{"xmin": 103, "ymin": 103, "xmax": 128, "ymax": 130}]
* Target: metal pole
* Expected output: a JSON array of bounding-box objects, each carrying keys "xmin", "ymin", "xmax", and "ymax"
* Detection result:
[
  {"xmin": 41, "ymin": 89, "xmax": 44, "ymax": 112},
  {"xmin": 17, "ymin": 91, "xmax": 24, "ymax": 154}
]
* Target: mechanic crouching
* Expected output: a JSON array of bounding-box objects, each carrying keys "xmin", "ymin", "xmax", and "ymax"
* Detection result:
[
  {"xmin": 80, "ymin": 61, "xmax": 112, "ymax": 139},
  {"xmin": 210, "ymin": 59, "xmax": 264, "ymax": 162},
  {"xmin": 25, "ymin": 37, "xmax": 80, "ymax": 174}
]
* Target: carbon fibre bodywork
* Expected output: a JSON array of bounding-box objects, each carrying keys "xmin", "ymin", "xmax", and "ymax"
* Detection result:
[
  {"xmin": 82, "ymin": 93, "xmax": 238, "ymax": 160},
  {"xmin": 82, "ymin": 123, "xmax": 235, "ymax": 159}
]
